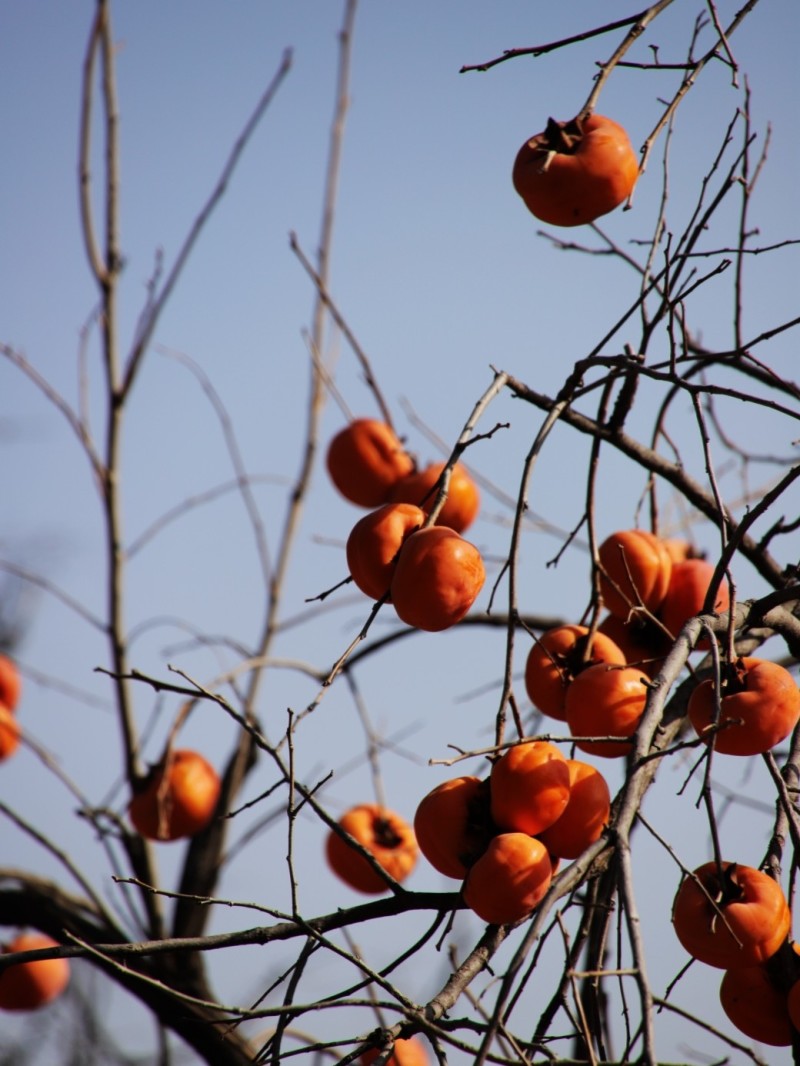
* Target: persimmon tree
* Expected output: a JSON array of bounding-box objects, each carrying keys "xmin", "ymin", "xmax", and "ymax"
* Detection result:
[{"xmin": 1, "ymin": 2, "xmax": 799, "ymax": 1064}]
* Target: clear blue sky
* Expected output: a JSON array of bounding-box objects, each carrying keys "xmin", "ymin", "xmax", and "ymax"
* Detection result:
[{"xmin": 1, "ymin": 2, "xmax": 799, "ymax": 1062}]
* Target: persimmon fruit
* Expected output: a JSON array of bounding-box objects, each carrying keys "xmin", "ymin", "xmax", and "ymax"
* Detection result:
[
  {"xmin": 389, "ymin": 461, "xmax": 480, "ymax": 534},
  {"xmin": 719, "ymin": 963, "xmax": 793, "ymax": 1046},
  {"xmin": 490, "ymin": 741, "xmax": 570, "ymax": 837},
  {"xmin": 413, "ymin": 775, "xmax": 492, "ymax": 879},
  {"xmin": 0, "ymin": 654, "xmax": 21, "ymax": 712},
  {"xmin": 128, "ymin": 749, "xmax": 221, "ymax": 842},
  {"xmin": 597, "ymin": 612, "xmax": 671, "ymax": 679},
  {"xmin": 513, "ymin": 113, "xmax": 638, "ymax": 227},
  {"xmin": 326, "ymin": 418, "xmax": 413, "ymax": 508},
  {"xmin": 346, "ymin": 502, "xmax": 425, "ymax": 600},
  {"xmin": 0, "ymin": 704, "xmax": 21, "ymax": 762},
  {"xmin": 360, "ymin": 1036, "xmax": 430, "ymax": 1066},
  {"xmin": 524, "ymin": 624, "xmax": 626, "ymax": 721},
  {"xmin": 0, "ymin": 933, "xmax": 70, "ymax": 1012},
  {"xmin": 390, "ymin": 526, "xmax": 485, "ymax": 632},
  {"xmin": 463, "ymin": 833, "xmax": 552, "ymax": 925},
  {"xmin": 687, "ymin": 657, "xmax": 800, "ymax": 756},
  {"xmin": 660, "ymin": 558, "xmax": 730, "ymax": 647},
  {"xmin": 565, "ymin": 663, "xmax": 650, "ymax": 758},
  {"xmin": 537, "ymin": 760, "xmax": 611, "ymax": 860},
  {"xmin": 326, "ymin": 804, "xmax": 418, "ymax": 895},
  {"xmin": 672, "ymin": 861, "xmax": 791, "ymax": 969},
  {"xmin": 598, "ymin": 529, "xmax": 672, "ymax": 620}
]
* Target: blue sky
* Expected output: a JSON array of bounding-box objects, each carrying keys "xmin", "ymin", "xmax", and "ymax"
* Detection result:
[{"xmin": 1, "ymin": 2, "xmax": 799, "ymax": 1062}]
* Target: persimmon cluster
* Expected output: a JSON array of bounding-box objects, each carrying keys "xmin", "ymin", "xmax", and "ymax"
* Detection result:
[
  {"xmin": 327, "ymin": 419, "xmax": 485, "ymax": 631},
  {"xmin": 414, "ymin": 742, "xmax": 610, "ymax": 925},
  {"xmin": 673, "ymin": 862, "xmax": 800, "ymax": 1047}
]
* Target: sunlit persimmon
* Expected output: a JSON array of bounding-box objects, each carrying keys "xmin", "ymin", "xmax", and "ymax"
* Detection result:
[
  {"xmin": 537, "ymin": 760, "xmax": 611, "ymax": 860},
  {"xmin": 719, "ymin": 963, "xmax": 793, "ymax": 1046},
  {"xmin": 490, "ymin": 741, "xmax": 570, "ymax": 837},
  {"xmin": 463, "ymin": 833, "xmax": 552, "ymax": 925},
  {"xmin": 597, "ymin": 613, "xmax": 671, "ymax": 679},
  {"xmin": 326, "ymin": 419, "xmax": 414, "ymax": 508},
  {"xmin": 0, "ymin": 654, "xmax": 21, "ymax": 712},
  {"xmin": 389, "ymin": 461, "xmax": 480, "ymax": 534},
  {"xmin": 413, "ymin": 775, "xmax": 492, "ymax": 879},
  {"xmin": 687, "ymin": 657, "xmax": 800, "ymax": 756},
  {"xmin": 512, "ymin": 113, "xmax": 638, "ymax": 227},
  {"xmin": 360, "ymin": 1035, "xmax": 430, "ymax": 1066},
  {"xmin": 0, "ymin": 933, "xmax": 70, "ymax": 1012},
  {"xmin": 524, "ymin": 624, "xmax": 626, "ymax": 721},
  {"xmin": 390, "ymin": 526, "xmax": 485, "ymax": 632},
  {"xmin": 128, "ymin": 749, "xmax": 221, "ymax": 842},
  {"xmin": 346, "ymin": 503, "xmax": 425, "ymax": 600},
  {"xmin": 660, "ymin": 558, "xmax": 730, "ymax": 648},
  {"xmin": 662, "ymin": 538, "xmax": 692, "ymax": 564},
  {"xmin": 672, "ymin": 861, "xmax": 791, "ymax": 969},
  {"xmin": 0, "ymin": 704, "xmax": 21, "ymax": 762},
  {"xmin": 326, "ymin": 804, "xmax": 418, "ymax": 895},
  {"xmin": 565, "ymin": 663, "xmax": 649, "ymax": 758},
  {"xmin": 598, "ymin": 529, "xmax": 672, "ymax": 620}
]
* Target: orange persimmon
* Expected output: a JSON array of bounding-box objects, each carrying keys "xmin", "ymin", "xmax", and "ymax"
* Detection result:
[
  {"xmin": 0, "ymin": 654, "xmax": 21, "ymax": 712},
  {"xmin": 672, "ymin": 861, "xmax": 791, "ymax": 969},
  {"xmin": 687, "ymin": 657, "xmax": 800, "ymax": 756},
  {"xmin": 326, "ymin": 804, "xmax": 418, "ymax": 895},
  {"xmin": 389, "ymin": 461, "xmax": 480, "ymax": 534},
  {"xmin": 513, "ymin": 113, "xmax": 638, "ymax": 227},
  {"xmin": 390, "ymin": 526, "xmax": 485, "ymax": 632},
  {"xmin": 598, "ymin": 529, "xmax": 673, "ymax": 620},
  {"xmin": 490, "ymin": 741, "xmax": 570, "ymax": 837},
  {"xmin": 719, "ymin": 963, "xmax": 793, "ymax": 1046},
  {"xmin": 659, "ymin": 558, "xmax": 730, "ymax": 648},
  {"xmin": 463, "ymin": 833, "xmax": 552, "ymax": 925},
  {"xmin": 0, "ymin": 704, "xmax": 21, "ymax": 762},
  {"xmin": 537, "ymin": 760, "xmax": 611, "ymax": 860},
  {"xmin": 524, "ymin": 624, "xmax": 626, "ymax": 722},
  {"xmin": 326, "ymin": 419, "xmax": 414, "ymax": 508},
  {"xmin": 413, "ymin": 775, "xmax": 491, "ymax": 879},
  {"xmin": 346, "ymin": 503, "xmax": 425, "ymax": 600},
  {"xmin": 565, "ymin": 663, "xmax": 650, "ymax": 758},
  {"xmin": 360, "ymin": 1036, "xmax": 430, "ymax": 1066},
  {"xmin": 128, "ymin": 749, "xmax": 221, "ymax": 842},
  {"xmin": 0, "ymin": 933, "xmax": 70, "ymax": 1012}
]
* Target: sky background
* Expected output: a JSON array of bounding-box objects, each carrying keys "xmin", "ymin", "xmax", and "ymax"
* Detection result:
[{"xmin": 1, "ymin": 2, "xmax": 799, "ymax": 1063}]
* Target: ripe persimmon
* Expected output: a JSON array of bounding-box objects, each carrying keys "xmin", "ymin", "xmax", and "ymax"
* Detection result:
[
  {"xmin": 360, "ymin": 1036, "xmax": 430, "ymax": 1066},
  {"xmin": 490, "ymin": 741, "xmax": 570, "ymax": 837},
  {"xmin": 390, "ymin": 526, "xmax": 485, "ymax": 632},
  {"xmin": 524, "ymin": 624, "xmax": 626, "ymax": 721},
  {"xmin": 346, "ymin": 503, "xmax": 425, "ymax": 600},
  {"xmin": 513, "ymin": 113, "xmax": 638, "ymax": 227},
  {"xmin": 0, "ymin": 933, "xmax": 70, "ymax": 1012},
  {"xmin": 687, "ymin": 657, "xmax": 800, "ymax": 756},
  {"xmin": 719, "ymin": 963, "xmax": 793, "ymax": 1046},
  {"xmin": 0, "ymin": 654, "xmax": 21, "ymax": 712},
  {"xmin": 565, "ymin": 663, "xmax": 649, "ymax": 758},
  {"xmin": 598, "ymin": 529, "xmax": 672, "ymax": 620},
  {"xmin": 0, "ymin": 704, "xmax": 21, "ymax": 762},
  {"xmin": 128, "ymin": 749, "xmax": 221, "ymax": 842},
  {"xmin": 659, "ymin": 558, "xmax": 730, "ymax": 648},
  {"xmin": 597, "ymin": 613, "xmax": 671, "ymax": 679},
  {"xmin": 326, "ymin": 419, "xmax": 414, "ymax": 508},
  {"xmin": 672, "ymin": 861, "xmax": 791, "ymax": 969},
  {"xmin": 389, "ymin": 461, "xmax": 480, "ymax": 534},
  {"xmin": 537, "ymin": 760, "xmax": 611, "ymax": 860},
  {"xmin": 326, "ymin": 804, "xmax": 418, "ymax": 895},
  {"xmin": 463, "ymin": 833, "xmax": 552, "ymax": 925},
  {"xmin": 413, "ymin": 775, "xmax": 492, "ymax": 879}
]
